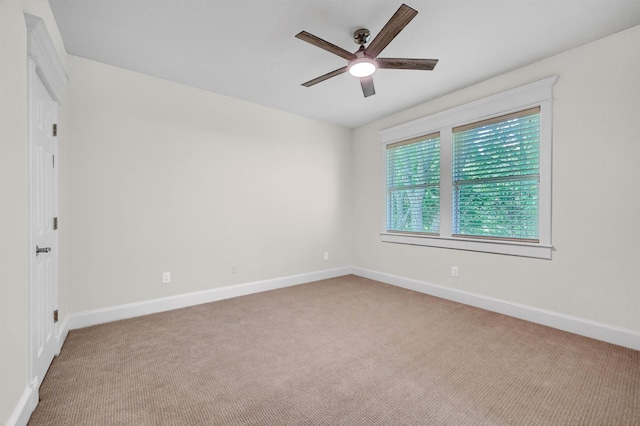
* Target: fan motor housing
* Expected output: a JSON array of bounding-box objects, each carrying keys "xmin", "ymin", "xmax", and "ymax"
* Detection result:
[{"xmin": 353, "ymin": 28, "xmax": 370, "ymax": 45}]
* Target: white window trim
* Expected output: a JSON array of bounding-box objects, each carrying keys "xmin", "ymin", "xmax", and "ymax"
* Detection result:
[{"xmin": 380, "ymin": 76, "xmax": 558, "ymax": 259}]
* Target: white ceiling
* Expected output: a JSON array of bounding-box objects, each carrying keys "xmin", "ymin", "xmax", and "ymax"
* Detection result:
[{"xmin": 49, "ymin": 0, "xmax": 640, "ymax": 129}]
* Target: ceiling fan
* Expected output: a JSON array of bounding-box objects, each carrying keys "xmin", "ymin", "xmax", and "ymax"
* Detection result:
[{"xmin": 295, "ymin": 3, "xmax": 438, "ymax": 98}]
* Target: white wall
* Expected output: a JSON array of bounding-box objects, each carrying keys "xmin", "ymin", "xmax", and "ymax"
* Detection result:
[
  {"xmin": 2, "ymin": 4, "xmax": 637, "ymax": 422},
  {"xmin": 352, "ymin": 25, "xmax": 640, "ymax": 332},
  {"xmin": 66, "ymin": 56, "xmax": 353, "ymax": 312},
  {"xmin": 0, "ymin": 1, "xmax": 29, "ymax": 423}
]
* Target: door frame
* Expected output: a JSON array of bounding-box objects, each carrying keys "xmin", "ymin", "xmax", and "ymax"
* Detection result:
[{"xmin": 24, "ymin": 13, "xmax": 68, "ymax": 416}]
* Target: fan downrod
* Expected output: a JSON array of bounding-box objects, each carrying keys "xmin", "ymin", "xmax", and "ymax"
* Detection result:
[{"xmin": 353, "ymin": 28, "xmax": 370, "ymax": 46}]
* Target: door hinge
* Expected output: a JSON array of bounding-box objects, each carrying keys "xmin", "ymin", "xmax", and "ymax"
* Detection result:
[
  {"xmin": 53, "ymin": 217, "xmax": 58, "ymax": 230},
  {"xmin": 52, "ymin": 123, "xmax": 57, "ymax": 137},
  {"xmin": 53, "ymin": 309, "xmax": 59, "ymax": 323},
  {"xmin": 52, "ymin": 154, "xmax": 55, "ymax": 168}
]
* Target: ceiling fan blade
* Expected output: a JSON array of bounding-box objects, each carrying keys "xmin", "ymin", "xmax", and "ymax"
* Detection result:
[
  {"xmin": 301, "ymin": 66, "xmax": 348, "ymax": 87},
  {"xmin": 295, "ymin": 31, "xmax": 357, "ymax": 61},
  {"xmin": 360, "ymin": 76, "xmax": 375, "ymax": 97},
  {"xmin": 377, "ymin": 58, "xmax": 439, "ymax": 70},
  {"xmin": 365, "ymin": 4, "xmax": 418, "ymax": 58}
]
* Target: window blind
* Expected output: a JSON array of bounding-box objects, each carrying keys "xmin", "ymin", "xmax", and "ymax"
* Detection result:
[
  {"xmin": 452, "ymin": 107, "xmax": 540, "ymax": 241},
  {"xmin": 386, "ymin": 133, "xmax": 440, "ymax": 234}
]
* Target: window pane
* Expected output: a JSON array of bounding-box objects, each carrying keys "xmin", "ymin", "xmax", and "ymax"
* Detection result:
[
  {"xmin": 453, "ymin": 110, "xmax": 540, "ymax": 241},
  {"xmin": 387, "ymin": 134, "xmax": 440, "ymax": 233},
  {"xmin": 453, "ymin": 179, "xmax": 539, "ymax": 240},
  {"xmin": 388, "ymin": 186, "xmax": 440, "ymax": 233}
]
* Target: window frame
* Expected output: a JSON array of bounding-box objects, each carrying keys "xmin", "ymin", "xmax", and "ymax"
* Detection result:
[{"xmin": 380, "ymin": 76, "xmax": 558, "ymax": 259}]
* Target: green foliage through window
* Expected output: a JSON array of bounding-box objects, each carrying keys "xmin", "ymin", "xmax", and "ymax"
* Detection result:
[
  {"xmin": 452, "ymin": 108, "xmax": 540, "ymax": 241},
  {"xmin": 385, "ymin": 108, "xmax": 541, "ymax": 242},
  {"xmin": 381, "ymin": 77, "xmax": 556, "ymax": 257},
  {"xmin": 386, "ymin": 133, "xmax": 440, "ymax": 234}
]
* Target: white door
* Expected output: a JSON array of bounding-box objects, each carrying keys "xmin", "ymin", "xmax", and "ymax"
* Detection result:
[{"xmin": 28, "ymin": 59, "xmax": 59, "ymax": 391}]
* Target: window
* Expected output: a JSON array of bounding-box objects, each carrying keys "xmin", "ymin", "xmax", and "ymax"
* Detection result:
[
  {"xmin": 380, "ymin": 76, "xmax": 557, "ymax": 259},
  {"xmin": 452, "ymin": 107, "xmax": 540, "ymax": 241},
  {"xmin": 387, "ymin": 133, "xmax": 440, "ymax": 234}
]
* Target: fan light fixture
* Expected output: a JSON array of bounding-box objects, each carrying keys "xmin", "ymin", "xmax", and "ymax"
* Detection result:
[{"xmin": 348, "ymin": 57, "xmax": 377, "ymax": 77}]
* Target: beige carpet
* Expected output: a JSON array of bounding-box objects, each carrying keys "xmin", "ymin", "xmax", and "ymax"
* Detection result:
[{"xmin": 29, "ymin": 275, "xmax": 639, "ymax": 425}]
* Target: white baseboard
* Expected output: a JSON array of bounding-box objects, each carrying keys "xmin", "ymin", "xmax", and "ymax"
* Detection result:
[
  {"xmin": 6, "ymin": 385, "xmax": 35, "ymax": 426},
  {"xmin": 67, "ymin": 266, "xmax": 352, "ymax": 332},
  {"xmin": 56, "ymin": 264, "xmax": 640, "ymax": 353},
  {"xmin": 58, "ymin": 264, "xmax": 640, "ymax": 355},
  {"xmin": 8, "ymin": 321, "xmax": 69, "ymax": 426},
  {"xmin": 55, "ymin": 315, "xmax": 70, "ymax": 354},
  {"xmin": 16, "ymin": 264, "xmax": 635, "ymax": 426},
  {"xmin": 352, "ymin": 267, "xmax": 640, "ymax": 351}
]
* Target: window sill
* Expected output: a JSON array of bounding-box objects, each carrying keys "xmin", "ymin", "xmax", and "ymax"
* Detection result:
[{"xmin": 381, "ymin": 232, "xmax": 552, "ymax": 259}]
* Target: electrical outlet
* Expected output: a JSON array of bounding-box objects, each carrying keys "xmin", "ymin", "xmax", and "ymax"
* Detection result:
[
  {"xmin": 324, "ymin": 252, "xmax": 329, "ymax": 261},
  {"xmin": 162, "ymin": 272, "xmax": 171, "ymax": 283},
  {"xmin": 232, "ymin": 264, "xmax": 238, "ymax": 274},
  {"xmin": 451, "ymin": 266, "xmax": 459, "ymax": 277}
]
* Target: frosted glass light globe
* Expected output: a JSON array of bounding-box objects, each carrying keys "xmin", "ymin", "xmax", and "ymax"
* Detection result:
[{"xmin": 348, "ymin": 57, "xmax": 377, "ymax": 77}]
